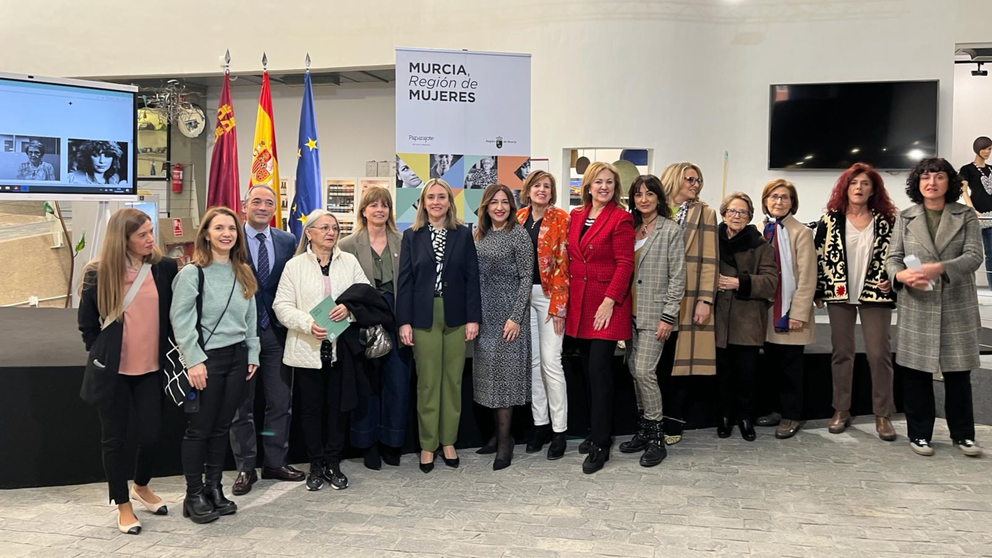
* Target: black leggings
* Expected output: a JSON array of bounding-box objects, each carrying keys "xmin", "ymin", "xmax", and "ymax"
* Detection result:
[
  {"xmin": 716, "ymin": 345, "xmax": 758, "ymax": 421},
  {"xmin": 657, "ymin": 331, "xmax": 689, "ymax": 436},
  {"xmin": 902, "ymin": 368, "xmax": 975, "ymax": 442},
  {"xmin": 97, "ymin": 372, "xmax": 163, "ymax": 505},
  {"xmin": 577, "ymin": 339, "xmax": 617, "ymax": 448},
  {"xmin": 296, "ymin": 358, "xmax": 350, "ymax": 466},
  {"xmin": 182, "ymin": 342, "xmax": 248, "ymax": 495}
]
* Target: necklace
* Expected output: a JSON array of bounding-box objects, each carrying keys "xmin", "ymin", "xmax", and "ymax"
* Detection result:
[{"xmin": 640, "ymin": 214, "xmax": 659, "ymax": 235}]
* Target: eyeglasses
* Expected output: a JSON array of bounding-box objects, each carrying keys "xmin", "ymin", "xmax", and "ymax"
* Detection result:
[
  {"xmin": 769, "ymin": 194, "xmax": 791, "ymax": 202},
  {"xmin": 724, "ymin": 209, "xmax": 749, "ymax": 217},
  {"xmin": 312, "ymin": 224, "xmax": 339, "ymax": 233},
  {"xmin": 684, "ymin": 177, "xmax": 703, "ymax": 186}
]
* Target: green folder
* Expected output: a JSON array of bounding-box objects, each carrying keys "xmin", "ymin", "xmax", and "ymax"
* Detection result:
[{"xmin": 309, "ymin": 295, "xmax": 351, "ymax": 341}]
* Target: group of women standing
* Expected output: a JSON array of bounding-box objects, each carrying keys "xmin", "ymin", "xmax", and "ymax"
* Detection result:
[{"xmin": 78, "ymin": 154, "xmax": 984, "ymax": 536}]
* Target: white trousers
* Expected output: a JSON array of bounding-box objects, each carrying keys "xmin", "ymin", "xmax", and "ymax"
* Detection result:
[{"xmin": 528, "ymin": 284, "xmax": 568, "ymax": 432}]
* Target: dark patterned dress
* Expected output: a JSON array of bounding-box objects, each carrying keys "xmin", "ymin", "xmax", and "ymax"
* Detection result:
[{"xmin": 473, "ymin": 225, "xmax": 534, "ymax": 408}]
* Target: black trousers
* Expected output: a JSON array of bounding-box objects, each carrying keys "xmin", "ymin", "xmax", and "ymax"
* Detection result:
[
  {"xmin": 297, "ymin": 358, "xmax": 350, "ymax": 466},
  {"xmin": 182, "ymin": 342, "xmax": 248, "ymax": 495},
  {"xmin": 716, "ymin": 345, "xmax": 758, "ymax": 421},
  {"xmin": 658, "ymin": 331, "xmax": 690, "ymax": 435},
  {"xmin": 763, "ymin": 342, "xmax": 805, "ymax": 420},
  {"xmin": 577, "ymin": 338, "xmax": 617, "ymax": 448},
  {"xmin": 901, "ymin": 368, "xmax": 975, "ymax": 442},
  {"xmin": 229, "ymin": 326, "xmax": 294, "ymax": 471},
  {"xmin": 97, "ymin": 371, "xmax": 162, "ymax": 505}
]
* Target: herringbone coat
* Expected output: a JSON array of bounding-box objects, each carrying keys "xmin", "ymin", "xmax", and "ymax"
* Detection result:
[
  {"xmin": 886, "ymin": 202, "xmax": 983, "ymax": 374},
  {"xmin": 673, "ymin": 202, "xmax": 719, "ymax": 376}
]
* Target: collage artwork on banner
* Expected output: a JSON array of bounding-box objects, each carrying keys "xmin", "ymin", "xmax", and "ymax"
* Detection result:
[{"xmin": 394, "ymin": 47, "xmax": 531, "ymax": 231}]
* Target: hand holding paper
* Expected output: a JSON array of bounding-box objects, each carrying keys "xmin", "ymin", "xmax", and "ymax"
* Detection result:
[
  {"xmin": 903, "ymin": 255, "xmax": 934, "ymax": 291},
  {"xmin": 309, "ymin": 296, "xmax": 351, "ymax": 341}
]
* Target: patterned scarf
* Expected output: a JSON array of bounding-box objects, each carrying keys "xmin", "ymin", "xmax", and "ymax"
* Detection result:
[
  {"xmin": 429, "ymin": 224, "xmax": 447, "ymax": 295},
  {"xmin": 763, "ymin": 217, "xmax": 796, "ymax": 332},
  {"xmin": 674, "ymin": 202, "xmax": 691, "ymax": 227}
]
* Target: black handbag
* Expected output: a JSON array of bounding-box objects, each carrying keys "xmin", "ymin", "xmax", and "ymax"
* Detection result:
[
  {"xmin": 80, "ymin": 264, "xmax": 150, "ymax": 409},
  {"xmin": 163, "ymin": 267, "xmax": 236, "ymax": 409}
]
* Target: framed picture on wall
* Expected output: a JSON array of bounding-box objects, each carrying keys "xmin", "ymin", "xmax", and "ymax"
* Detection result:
[{"xmin": 136, "ymin": 108, "xmax": 169, "ymax": 180}]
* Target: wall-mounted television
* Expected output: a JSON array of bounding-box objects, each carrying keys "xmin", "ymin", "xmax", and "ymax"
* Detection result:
[
  {"xmin": 0, "ymin": 72, "xmax": 137, "ymax": 200},
  {"xmin": 768, "ymin": 80, "xmax": 938, "ymax": 170}
]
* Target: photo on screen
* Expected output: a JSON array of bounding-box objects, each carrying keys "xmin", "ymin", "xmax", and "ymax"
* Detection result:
[
  {"xmin": 67, "ymin": 139, "xmax": 130, "ymax": 186},
  {"xmin": 465, "ymin": 156, "xmax": 497, "ymax": 189},
  {"xmin": 0, "ymin": 134, "xmax": 61, "ymax": 181}
]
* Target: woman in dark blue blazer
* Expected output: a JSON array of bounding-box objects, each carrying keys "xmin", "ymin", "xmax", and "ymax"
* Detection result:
[{"xmin": 397, "ymin": 178, "xmax": 482, "ymax": 473}]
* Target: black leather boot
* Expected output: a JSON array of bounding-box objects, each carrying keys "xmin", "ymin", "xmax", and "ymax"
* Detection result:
[
  {"xmin": 547, "ymin": 432, "xmax": 567, "ymax": 460},
  {"xmin": 717, "ymin": 416, "xmax": 733, "ymax": 438},
  {"xmin": 526, "ymin": 424, "xmax": 552, "ymax": 454},
  {"xmin": 578, "ymin": 437, "xmax": 591, "ymax": 454},
  {"xmin": 639, "ymin": 420, "xmax": 668, "ymax": 468},
  {"xmin": 738, "ymin": 419, "xmax": 756, "ymax": 442},
  {"xmin": 204, "ymin": 483, "xmax": 237, "ymax": 516},
  {"xmin": 582, "ymin": 441, "xmax": 611, "ymax": 474},
  {"xmin": 182, "ymin": 491, "xmax": 220, "ymax": 524},
  {"xmin": 620, "ymin": 415, "xmax": 649, "ymax": 453}
]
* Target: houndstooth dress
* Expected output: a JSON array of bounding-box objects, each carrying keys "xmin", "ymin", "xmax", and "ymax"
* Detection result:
[{"xmin": 473, "ymin": 225, "xmax": 534, "ymax": 408}]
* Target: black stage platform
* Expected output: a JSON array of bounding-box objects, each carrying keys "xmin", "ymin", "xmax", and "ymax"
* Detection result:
[{"xmin": 3, "ymin": 307, "xmax": 990, "ymax": 489}]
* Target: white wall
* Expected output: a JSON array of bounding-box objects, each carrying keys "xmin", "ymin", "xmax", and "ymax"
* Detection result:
[
  {"xmin": 2, "ymin": 0, "xmax": 988, "ymax": 223},
  {"xmin": 952, "ymin": 61, "xmax": 992, "ymax": 169}
]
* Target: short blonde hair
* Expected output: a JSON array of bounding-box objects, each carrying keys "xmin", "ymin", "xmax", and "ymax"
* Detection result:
[
  {"xmin": 579, "ymin": 161, "xmax": 624, "ymax": 208},
  {"xmin": 760, "ymin": 178, "xmax": 799, "ymax": 216},
  {"xmin": 520, "ymin": 170, "xmax": 557, "ymax": 206},
  {"xmin": 355, "ymin": 186, "xmax": 398, "ymax": 232},
  {"xmin": 660, "ymin": 162, "xmax": 704, "ymax": 205},
  {"xmin": 412, "ymin": 179, "xmax": 460, "ymax": 230},
  {"xmin": 295, "ymin": 210, "xmax": 340, "ymax": 256},
  {"xmin": 719, "ymin": 191, "xmax": 755, "ymax": 221}
]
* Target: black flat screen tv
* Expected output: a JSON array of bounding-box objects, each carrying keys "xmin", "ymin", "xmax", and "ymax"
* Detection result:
[{"xmin": 768, "ymin": 80, "xmax": 938, "ymax": 170}]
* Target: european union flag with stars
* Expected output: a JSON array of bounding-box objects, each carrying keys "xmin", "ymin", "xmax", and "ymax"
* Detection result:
[{"xmin": 290, "ymin": 70, "xmax": 323, "ymax": 242}]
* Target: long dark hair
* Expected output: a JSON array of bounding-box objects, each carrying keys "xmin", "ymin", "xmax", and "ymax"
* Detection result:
[
  {"xmin": 825, "ymin": 162, "xmax": 897, "ymax": 223},
  {"xmin": 628, "ymin": 174, "xmax": 669, "ymax": 229},
  {"xmin": 474, "ymin": 183, "xmax": 518, "ymax": 240}
]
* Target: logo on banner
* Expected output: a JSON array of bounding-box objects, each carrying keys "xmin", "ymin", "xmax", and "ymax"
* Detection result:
[
  {"xmin": 487, "ymin": 136, "xmax": 518, "ymax": 149},
  {"xmin": 251, "ymin": 141, "xmax": 275, "ymax": 184},
  {"xmin": 496, "ymin": 136, "xmax": 503, "ymax": 149}
]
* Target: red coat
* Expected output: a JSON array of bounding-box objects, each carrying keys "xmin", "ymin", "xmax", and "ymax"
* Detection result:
[{"xmin": 565, "ymin": 201, "xmax": 635, "ymax": 341}]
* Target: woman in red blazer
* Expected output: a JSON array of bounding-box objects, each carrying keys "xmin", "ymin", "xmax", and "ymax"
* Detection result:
[{"xmin": 566, "ymin": 161, "xmax": 635, "ymax": 474}]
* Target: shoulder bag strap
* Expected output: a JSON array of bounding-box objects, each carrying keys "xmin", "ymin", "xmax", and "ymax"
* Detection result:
[
  {"xmin": 102, "ymin": 263, "xmax": 151, "ymax": 331},
  {"xmin": 198, "ymin": 267, "xmax": 238, "ymax": 349}
]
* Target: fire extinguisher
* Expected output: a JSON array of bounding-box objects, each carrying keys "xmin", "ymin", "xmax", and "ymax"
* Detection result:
[{"xmin": 171, "ymin": 163, "xmax": 184, "ymax": 193}]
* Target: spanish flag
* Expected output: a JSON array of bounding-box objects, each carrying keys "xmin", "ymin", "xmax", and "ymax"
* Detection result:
[{"xmin": 248, "ymin": 70, "xmax": 281, "ymax": 226}]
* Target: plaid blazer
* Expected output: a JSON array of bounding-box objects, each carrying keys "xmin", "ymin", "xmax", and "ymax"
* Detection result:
[
  {"xmin": 673, "ymin": 202, "xmax": 719, "ymax": 376},
  {"xmin": 633, "ymin": 217, "xmax": 686, "ymax": 327},
  {"xmin": 887, "ymin": 202, "xmax": 983, "ymax": 374},
  {"xmin": 565, "ymin": 201, "xmax": 635, "ymax": 341},
  {"xmin": 517, "ymin": 205, "xmax": 569, "ymax": 317}
]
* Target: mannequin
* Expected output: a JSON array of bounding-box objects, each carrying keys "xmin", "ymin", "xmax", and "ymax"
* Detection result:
[{"xmin": 959, "ymin": 136, "xmax": 992, "ymax": 286}]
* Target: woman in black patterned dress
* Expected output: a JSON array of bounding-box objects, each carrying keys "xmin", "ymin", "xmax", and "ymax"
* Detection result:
[{"xmin": 473, "ymin": 183, "xmax": 534, "ymax": 471}]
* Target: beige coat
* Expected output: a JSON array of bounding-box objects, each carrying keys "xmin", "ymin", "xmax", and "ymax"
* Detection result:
[
  {"xmin": 337, "ymin": 227, "xmax": 402, "ymax": 297},
  {"xmin": 765, "ymin": 214, "xmax": 817, "ymax": 346},
  {"xmin": 672, "ymin": 202, "xmax": 719, "ymax": 376}
]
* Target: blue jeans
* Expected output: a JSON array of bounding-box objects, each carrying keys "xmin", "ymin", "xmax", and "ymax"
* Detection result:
[
  {"xmin": 982, "ymin": 227, "xmax": 992, "ymax": 287},
  {"xmin": 350, "ymin": 291, "xmax": 413, "ymax": 448}
]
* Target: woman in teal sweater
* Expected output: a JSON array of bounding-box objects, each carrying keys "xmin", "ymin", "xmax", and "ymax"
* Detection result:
[{"xmin": 171, "ymin": 206, "xmax": 260, "ymax": 524}]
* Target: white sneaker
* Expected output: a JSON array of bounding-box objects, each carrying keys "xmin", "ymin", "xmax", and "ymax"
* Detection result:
[
  {"xmin": 910, "ymin": 439, "xmax": 934, "ymax": 456},
  {"xmin": 954, "ymin": 439, "xmax": 983, "ymax": 457}
]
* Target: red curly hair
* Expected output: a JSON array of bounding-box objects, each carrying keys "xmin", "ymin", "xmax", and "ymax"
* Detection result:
[{"xmin": 825, "ymin": 162, "xmax": 897, "ymax": 223}]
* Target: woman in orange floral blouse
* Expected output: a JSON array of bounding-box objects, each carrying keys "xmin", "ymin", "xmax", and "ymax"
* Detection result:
[{"xmin": 516, "ymin": 170, "xmax": 570, "ymax": 459}]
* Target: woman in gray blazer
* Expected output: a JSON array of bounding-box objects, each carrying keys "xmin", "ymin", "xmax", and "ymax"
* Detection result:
[
  {"xmin": 622, "ymin": 175, "xmax": 685, "ymax": 467},
  {"xmin": 338, "ymin": 187, "xmax": 411, "ymax": 469},
  {"xmin": 887, "ymin": 158, "xmax": 984, "ymax": 458}
]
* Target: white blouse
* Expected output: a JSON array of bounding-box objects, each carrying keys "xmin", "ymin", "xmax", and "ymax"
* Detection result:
[{"xmin": 845, "ymin": 218, "xmax": 875, "ymax": 305}]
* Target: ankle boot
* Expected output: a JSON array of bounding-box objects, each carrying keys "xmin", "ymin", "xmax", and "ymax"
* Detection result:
[
  {"xmin": 640, "ymin": 420, "xmax": 668, "ymax": 468},
  {"xmin": 717, "ymin": 416, "xmax": 733, "ymax": 438},
  {"xmin": 828, "ymin": 410, "xmax": 852, "ymax": 434},
  {"xmin": 204, "ymin": 483, "xmax": 237, "ymax": 516},
  {"xmin": 547, "ymin": 432, "xmax": 567, "ymax": 460},
  {"xmin": 363, "ymin": 444, "xmax": 382, "ymax": 470},
  {"xmin": 182, "ymin": 491, "xmax": 220, "ymax": 524},
  {"xmin": 381, "ymin": 445, "xmax": 401, "ymax": 467},
  {"xmin": 738, "ymin": 419, "xmax": 756, "ymax": 442},
  {"xmin": 582, "ymin": 441, "xmax": 611, "ymax": 474},
  {"xmin": 526, "ymin": 424, "xmax": 552, "ymax": 454},
  {"xmin": 620, "ymin": 416, "xmax": 650, "ymax": 453}
]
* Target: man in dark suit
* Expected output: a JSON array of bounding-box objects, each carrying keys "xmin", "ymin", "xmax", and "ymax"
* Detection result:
[{"xmin": 230, "ymin": 185, "xmax": 305, "ymax": 495}]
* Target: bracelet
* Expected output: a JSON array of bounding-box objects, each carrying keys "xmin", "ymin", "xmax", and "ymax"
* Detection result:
[{"xmin": 700, "ymin": 300, "xmax": 712, "ymax": 306}]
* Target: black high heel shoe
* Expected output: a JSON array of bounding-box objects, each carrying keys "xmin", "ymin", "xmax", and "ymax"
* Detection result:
[
  {"xmin": 419, "ymin": 451, "xmax": 436, "ymax": 474},
  {"xmin": 493, "ymin": 437, "xmax": 514, "ymax": 471},
  {"xmin": 182, "ymin": 491, "xmax": 220, "ymax": 524},
  {"xmin": 476, "ymin": 437, "xmax": 497, "ymax": 455},
  {"xmin": 441, "ymin": 446, "xmax": 460, "ymax": 468}
]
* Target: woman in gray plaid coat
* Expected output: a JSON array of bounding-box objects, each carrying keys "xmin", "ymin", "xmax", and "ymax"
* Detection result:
[{"xmin": 887, "ymin": 157, "xmax": 983, "ymax": 458}]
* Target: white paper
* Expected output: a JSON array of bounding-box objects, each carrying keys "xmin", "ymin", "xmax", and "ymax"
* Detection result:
[{"xmin": 904, "ymin": 255, "xmax": 933, "ymax": 291}]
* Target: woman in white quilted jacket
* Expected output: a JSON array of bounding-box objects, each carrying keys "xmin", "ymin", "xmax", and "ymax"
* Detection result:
[{"xmin": 273, "ymin": 210, "xmax": 370, "ymax": 492}]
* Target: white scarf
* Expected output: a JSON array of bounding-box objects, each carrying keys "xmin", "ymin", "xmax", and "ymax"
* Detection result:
[{"xmin": 768, "ymin": 217, "xmax": 796, "ymax": 317}]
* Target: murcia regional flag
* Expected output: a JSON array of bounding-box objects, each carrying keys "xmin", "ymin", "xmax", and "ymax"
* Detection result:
[{"xmin": 248, "ymin": 70, "xmax": 281, "ymax": 226}]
